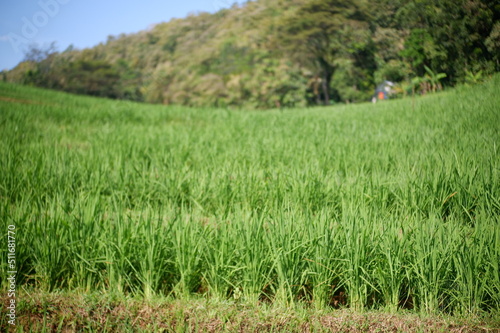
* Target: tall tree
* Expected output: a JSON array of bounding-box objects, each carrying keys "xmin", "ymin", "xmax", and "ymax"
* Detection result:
[
  {"xmin": 276, "ymin": 0, "xmax": 370, "ymax": 105},
  {"xmin": 396, "ymin": 0, "xmax": 499, "ymax": 82}
]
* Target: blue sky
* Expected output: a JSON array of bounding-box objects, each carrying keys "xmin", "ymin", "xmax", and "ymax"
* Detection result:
[{"xmin": 0, "ymin": 0, "xmax": 246, "ymax": 71}]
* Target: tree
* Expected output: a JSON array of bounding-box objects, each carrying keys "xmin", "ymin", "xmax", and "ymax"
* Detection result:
[
  {"xmin": 114, "ymin": 59, "xmax": 143, "ymax": 101},
  {"xmin": 23, "ymin": 42, "xmax": 58, "ymax": 63},
  {"xmin": 21, "ymin": 42, "xmax": 59, "ymax": 87},
  {"xmin": 60, "ymin": 60, "xmax": 120, "ymax": 98},
  {"xmin": 399, "ymin": 29, "xmax": 446, "ymax": 77},
  {"xmin": 396, "ymin": 0, "xmax": 499, "ymax": 83},
  {"xmin": 485, "ymin": 21, "xmax": 500, "ymax": 69},
  {"xmin": 276, "ymin": 0, "xmax": 370, "ymax": 105},
  {"xmin": 329, "ymin": 19, "xmax": 376, "ymax": 103}
]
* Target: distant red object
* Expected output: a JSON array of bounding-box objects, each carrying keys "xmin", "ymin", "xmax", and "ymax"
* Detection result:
[{"xmin": 372, "ymin": 81, "xmax": 395, "ymax": 103}]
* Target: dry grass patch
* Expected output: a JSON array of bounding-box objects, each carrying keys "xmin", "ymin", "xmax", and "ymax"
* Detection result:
[{"xmin": 2, "ymin": 291, "xmax": 499, "ymax": 332}]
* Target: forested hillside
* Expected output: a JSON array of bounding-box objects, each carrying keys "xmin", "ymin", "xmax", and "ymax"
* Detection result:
[{"xmin": 4, "ymin": 0, "xmax": 500, "ymax": 108}]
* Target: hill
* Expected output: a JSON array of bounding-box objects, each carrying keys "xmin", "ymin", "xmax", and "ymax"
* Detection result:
[{"xmin": 3, "ymin": 0, "xmax": 500, "ymax": 109}]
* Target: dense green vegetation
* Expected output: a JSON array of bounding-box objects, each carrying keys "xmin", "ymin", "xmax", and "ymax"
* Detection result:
[
  {"xmin": 1, "ymin": 74, "xmax": 499, "ymax": 327},
  {"xmin": 3, "ymin": 0, "xmax": 500, "ymax": 108}
]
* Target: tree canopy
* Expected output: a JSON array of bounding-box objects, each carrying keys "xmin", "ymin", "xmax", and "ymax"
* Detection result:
[{"xmin": 4, "ymin": 0, "xmax": 499, "ymax": 108}]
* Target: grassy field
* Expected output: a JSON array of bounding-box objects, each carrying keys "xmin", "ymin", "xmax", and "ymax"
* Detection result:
[{"xmin": 0, "ymin": 76, "xmax": 499, "ymax": 331}]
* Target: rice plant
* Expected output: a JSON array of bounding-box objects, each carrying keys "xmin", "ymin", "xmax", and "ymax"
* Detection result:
[{"xmin": 0, "ymin": 75, "xmax": 499, "ymax": 317}]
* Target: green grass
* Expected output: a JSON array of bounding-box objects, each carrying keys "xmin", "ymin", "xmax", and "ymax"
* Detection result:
[{"xmin": 0, "ymin": 76, "xmax": 499, "ymax": 330}]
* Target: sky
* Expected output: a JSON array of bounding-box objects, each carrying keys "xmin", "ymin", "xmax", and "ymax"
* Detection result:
[{"xmin": 0, "ymin": 0, "xmax": 246, "ymax": 71}]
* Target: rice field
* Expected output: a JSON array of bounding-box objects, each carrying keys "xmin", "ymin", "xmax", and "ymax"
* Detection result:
[{"xmin": 0, "ymin": 76, "xmax": 499, "ymax": 321}]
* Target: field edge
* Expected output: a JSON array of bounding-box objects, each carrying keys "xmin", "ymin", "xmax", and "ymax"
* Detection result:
[{"xmin": 1, "ymin": 290, "xmax": 499, "ymax": 332}]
